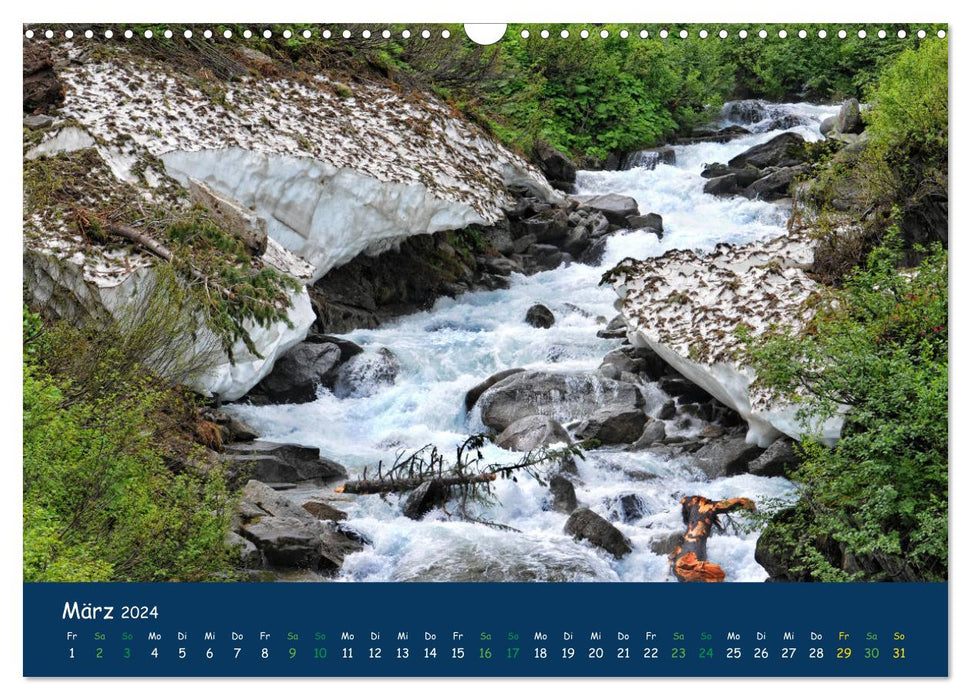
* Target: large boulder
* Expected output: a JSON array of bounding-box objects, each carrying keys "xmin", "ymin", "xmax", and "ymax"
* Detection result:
[
  {"xmin": 820, "ymin": 115, "xmax": 837, "ymax": 136},
  {"xmin": 333, "ymin": 347, "xmax": 400, "ymax": 398},
  {"xmin": 629, "ymin": 419, "xmax": 667, "ymax": 449},
  {"xmin": 465, "ymin": 368, "xmax": 526, "ymax": 412},
  {"xmin": 564, "ymin": 508, "xmax": 632, "ymax": 558},
  {"xmin": 691, "ymin": 436, "xmax": 764, "ymax": 479},
  {"xmin": 626, "ymin": 212, "xmax": 663, "ymax": 235},
  {"xmin": 248, "ymin": 341, "xmax": 343, "ymax": 404},
  {"xmin": 747, "ymin": 436, "xmax": 800, "ymax": 477},
  {"xmin": 622, "ymin": 147, "xmax": 676, "ymax": 170},
  {"xmin": 239, "ymin": 517, "xmax": 328, "ymax": 569},
  {"xmin": 728, "ymin": 132, "xmax": 806, "ymax": 170},
  {"xmin": 496, "ymin": 415, "xmax": 572, "ymax": 452},
  {"xmin": 836, "ymin": 98, "xmax": 864, "ymax": 135},
  {"xmin": 534, "ymin": 141, "xmax": 577, "ymax": 187},
  {"xmin": 478, "ymin": 371, "xmax": 644, "ymax": 432},
  {"xmin": 223, "ymin": 442, "xmax": 347, "ymax": 485},
  {"xmin": 525, "ymin": 303, "xmax": 555, "ymax": 328},
  {"xmin": 577, "ymin": 194, "xmax": 640, "ymax": 226},
  {"xmin": 301, "ymin": 500, "xmax": 349, "ymax": 521},
  {"xmin": 743, "ymin": 165, "xmax": 808, "ymax": 201},
  {"xmin": 573, "ymin": 406, "xmax": 648, "ymax": 445},
  {"xmin": 703, "ymin": 173, "xmax": 739, "ymax": 197}
]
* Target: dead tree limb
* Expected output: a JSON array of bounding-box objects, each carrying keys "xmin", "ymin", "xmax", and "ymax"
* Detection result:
[
  {"xmin": 669, "ymin": 496, "xmax": 756, "ymax": 583},
  {"xmin": 335, "ymin": 473, "xmax": 498, "ymax": 495}
]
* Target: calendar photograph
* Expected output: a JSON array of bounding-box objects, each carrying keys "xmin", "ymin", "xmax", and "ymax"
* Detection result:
[{"xmin": 21, "ymin": 21, "xmax": 948, "ymax": 677}]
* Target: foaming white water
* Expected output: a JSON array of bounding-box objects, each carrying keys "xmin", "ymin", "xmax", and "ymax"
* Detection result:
[{"xmin": 230, "ymin": 103, "xmax": 837, "ymax": 583}]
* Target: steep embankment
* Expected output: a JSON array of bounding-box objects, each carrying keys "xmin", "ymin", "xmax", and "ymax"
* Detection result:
[{"xmin": 23, "ymin": 42, "xmax": 555, "ymax": 399}]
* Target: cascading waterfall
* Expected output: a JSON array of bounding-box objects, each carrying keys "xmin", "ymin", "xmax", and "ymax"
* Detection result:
[{"xmin": 228, "ymin": 102, "xmax": 838, "ymax": 584}]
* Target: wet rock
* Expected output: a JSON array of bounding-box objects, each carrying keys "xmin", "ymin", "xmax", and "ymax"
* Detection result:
[
  {"xmin": 207, "ymin": 409, "xmax": 259, "ymax": 443},
  {"xmin": 578, "ymin": 237, "xmax": 609, "ymax": 266},
  {"xmin": 703, "ymin": 173, "xmax": 738, "ymax": 196},
  {"xmin": 728, "ymin": 132, "xmax": 806, "ymax": 170},
  {"xmin": 535, "ymin": 141, "xmax": 577, "ymax": 185},
  {"xmin": 248, "ymin": 341, "xmax": 343, "ymax": 404},
  {"xmin": 520, "ymin": 208, "xmax": 571, "ymax": 245},
  {"xmin": 240, "ymin": 480, "xmax": 321, "ymax": 521},
  {"xmin": 301, "ymin": 500, "xmax": 349, "ymax": 521},
  {"xmin": 496, "ymin": 415, "xmax": 572, "ymax": 452},
  {"xmin": 333, "ymin": 347, "xmax": 400, "ymax": 398},
  {"xmin": 564, "ymin": 508, "xmax": 632, "ymax": 559},
  {"xmin": 722, "ymin": 99, "xmax": 769, "ymax": 124},
  {"xmin": 622, "ymin": 147, "xmax": 676, "ymax": 170},
  {"xmin": 597, "ymin": 315, "xmax": 629, "ymax": 339},
  {"xmin": 525, "ymin": 303, "xmax": 555, "ymax": 328},
  {"xmin": 305, "ymin": 333, "xmax": 364, "ymax": 362},
  {"xmin": 465, "ymin": 368, "xmax": 526, "ymax": 412},
  {"xmin": 524, "ymin": 244, "xmax": 572, "ymax": 272},
  {"xmin": 626, "ymin": 212, "xmax": 663, "ymax": 235},
  {"xmin": 402, "ymin": 479, "xmax": 449, "ymax": 520},
  {"xmin": 744, "ymin": 165, "xmax": 808, "ymax": 200},
  {"xmin": 548, "ymin": 474, "xmax": 578, "ymax": 514},
  {"xmin": 609, "ymin": 493, "xmax": 646, "ymax": 523},
  {"xmin": 629, "ymin": 419, "xmax": 667, "ymax": 449},
  {"xmin": 657, "ymin": 400, "xmax": 677, "ymax": 421},
  {"xmin": 659, "ymin": 376, "xmax": 713, "ymax": 403},
  {"xmin": 692, "ymin": 436, "xmax": 764, "ymax": 479},
  {"xmin": 701, "ymin": 162, "xmax": 732, "ymax": 179},
  {"xmin": 224, "ymin": 443, "xmax": 347, "ymax": 486},
  {"xmin": 574, "ymin": 407, "xmax": 648, "ymax": 445},
  {"xmin": 820, "ymin": 115, "xmax": 837, "ymax": 136},
  {"xmin": 577, "ymin": 194, "xmax": 640, "ymax": 226},
  {"xmin": 478, "ymin": 371, "xmax": 644, "ymax": 433},
  {"xmin": 747, "ymin": 436, "xmax": 800, "ymax": 477},
  {"xmin": 836, "ymin": 98, "xmax": 864, "ymax": 135},
  {"xmin": 648, "ymin": 531, "xmax": 684, "ymax": 556}
]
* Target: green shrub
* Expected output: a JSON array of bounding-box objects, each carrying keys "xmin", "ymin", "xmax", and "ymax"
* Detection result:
[
  {"xmin": 23, "ymin": 309, "xmax": 236, "ymax": 582},
  {"xmin": 746, "ymin": 233, "xmax": 947, "ymax": 581}
]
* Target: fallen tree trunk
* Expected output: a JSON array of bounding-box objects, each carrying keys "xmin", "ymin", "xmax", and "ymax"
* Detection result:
[
  {"xmin": 669, "ymin": 496, "xmax": 756, "ymax": 583},
  {"xmin": 335, "ymin": 473, "xmax": 498, "ymax": 495}
]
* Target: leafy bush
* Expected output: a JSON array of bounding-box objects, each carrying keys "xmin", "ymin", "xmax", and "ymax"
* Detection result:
[
  {"xmin": 747, "ymin": 233, "xmax": 947, "ymax": 581},
  {"xmin": 23, "ymin": 308, "xmax": 236, "ymax": 582}
]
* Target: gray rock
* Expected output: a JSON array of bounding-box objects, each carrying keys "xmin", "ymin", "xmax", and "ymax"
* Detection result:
[
  {"xmin": 208, "ymin": 409, "xmax": 259, "ymax": 442},
  {"xmin": 622, "ymin": 147, "xmax": 676, "ymax": 170},
  {"xmin": 657, "ymin": 399, "xmax": 677, "ymax": 420},
  {"xmin": 548, "ymin": 474, "xmax": 578, "ymax": 514},
  {"xmin": 478, "ymin": 371, "xmax": 644, "ymax": 433},
  {"xmin": 305, "ymin": 333, "xmax": 364, "ymax": 363},
  {"xmin": 574, "ymin": 406, "xmax": 648, "ymax": 445},
  {"xmin": 703, "ymin": 173, "xmax": 738, "ymax": 196},
  {"xmin": 597, "ymin": 315, "xmax": 629, "ymax": 340},
  {"xmin": 333, "ymin": 347, "xmax": 400, "ymax": 398},
  {"xmin": 578, "ymin": 237, "xmax": 609, "ymax": 266},
  {"xmin": 525, "ymin": 303, "xmax": 555, "ymax": 328},
  {"xmin": 240, "ymin": 516, "xmax": 325, "ymax": 568},
  {"xmin": 465, "ymin": 368, "xmax": 526, "ymax": 412},
  {"xmin": 743, "ymin": 165, "xmax": 808, "ymax": 201},
  {"xmin": 564, "ymin": 508, "xmax": 632, "ymax": 558},
  {"xmin": 577, "ymin": 194, "xmax": 640, "ymax": 226},
  {"xmin": 225, "ymin": 444, "xmax": 347, "ymax": 486},
  {"xmin": 648, "ymin": 531, "xmax": 684, "ymax": 556},
  {"xmin": 626, "ymin": 212, "xmax": 663, "ymax": 235},
  {"xmin": 820, "ymin": 115, "xmax": 837, "ymax": 136},
  {"xmin": 747, "ymin": 437, "xmax": 800, "ymax": 477},
  {"xmin": 607, "ymin": 493, "xmax": 646, "ymax": 523},
  {"xmin": 728, "ymin": 132, "xmax": 806, "ymax": 170},
  {"xmin": 692, "ymin": 437, "xmax": 764, "ymax": 479},
  {"xmin": 520, "ymin": 209, "xmax": 571, "ymax": 245},
  {"xmin": 836, "ymin": 98, "xmax": 864, "ymax": 135},
  {"xmin": 496, "ymin": 415, "xmax": 572, "ymax": 452},
  {"xmin": 659, "ymin": 376, "xmax": 713, "ymax": 403},
  {"xmin": 524, "ymin": 244, "xmax": 571, "ymax": 272},
  {"xmin": 535, "ymin": 141, "xmax": 577, "ymax": 184},
  {"xmin": 23, "ymin": 114, "xmax": 54, "ymax": 129},
  {"xmin": 249, "ymin": 342, "xmax": 343, "ymax": 404},
  {"xmin": 301, "ymin": 500, "xmax": 349, "ymax": 521},
  {"xmin": 701, "ymin": 162, "xmax": 732, "ymax": 179},
  {"xmin": 239, "ymin": 480, "xmax": 319, "ymax": 522},
  {"xmin": 629, "ymin": 419, "xmax": 667, "ymax": 449},
  {"xmin": 188, "ymin": 178, "xmax": 268, "ymax": 256},
  {"xmin": 722, "ymin": 99, "xmax": 768, "ymax": 124},
  {"xmin": 225, "ymin": 530, "xmax": 262, "ymax": 568},
  {"xmin": 401, "ymin": 479, "xmax": 449, "ymax": 520},
  {"xmin": 481, "ymin": 226, "xmax": 515, "ymax": 255}
]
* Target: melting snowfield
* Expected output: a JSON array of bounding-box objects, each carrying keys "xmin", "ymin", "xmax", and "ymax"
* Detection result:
[{"xmin": 229, "ymin": 103, "xmax": 838, "ymax": 583}]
